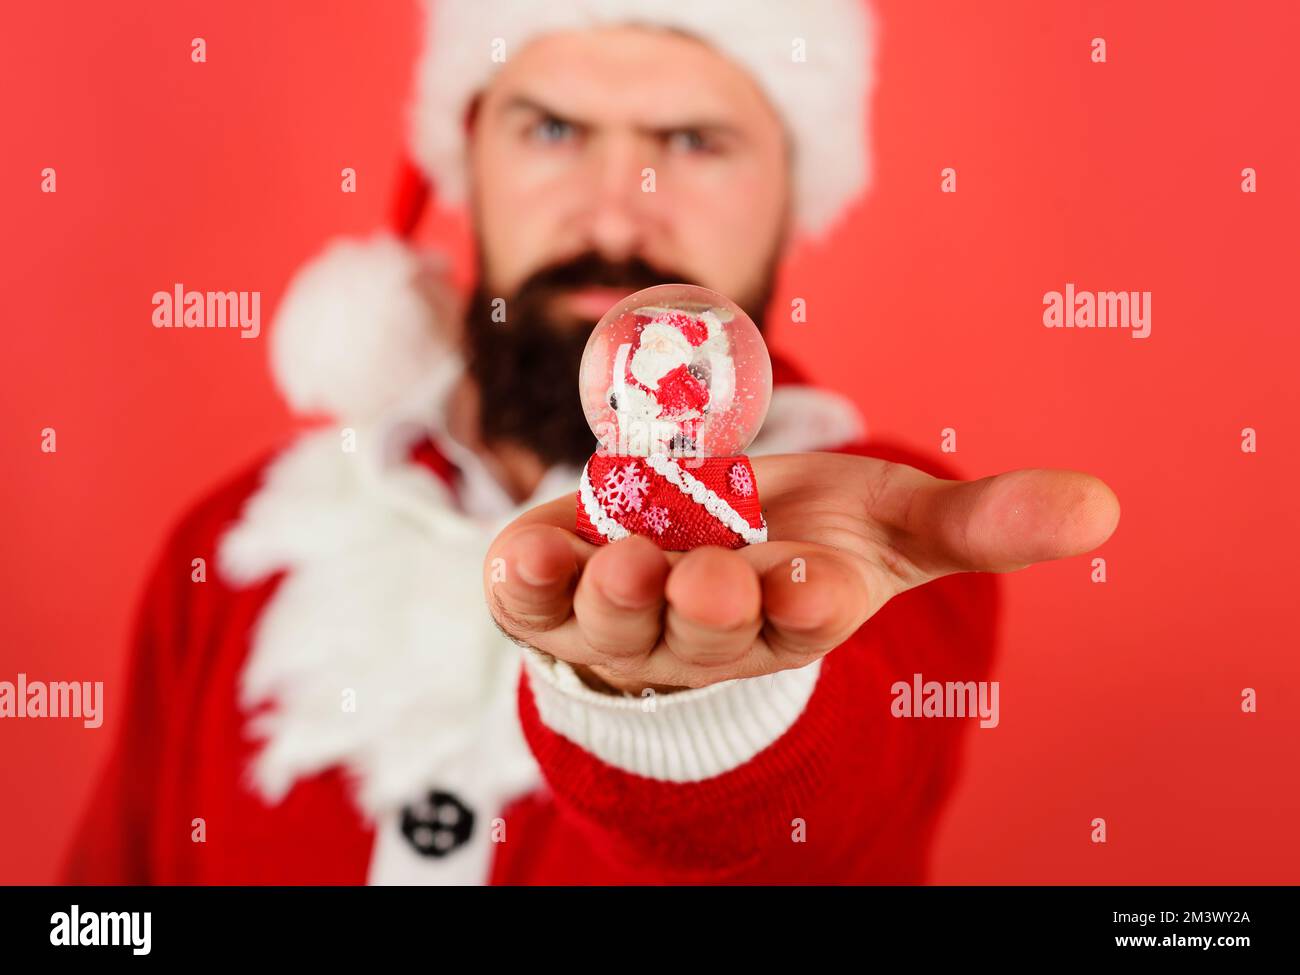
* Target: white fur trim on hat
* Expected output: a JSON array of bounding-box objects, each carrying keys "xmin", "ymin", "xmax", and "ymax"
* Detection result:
[
  {"xmin": 270, "ymin": 233, "xmax": 460, "ymax": 423},
  {"xmin": 412, "ymin": 0, "xmax": 876, "ymax": 238}
]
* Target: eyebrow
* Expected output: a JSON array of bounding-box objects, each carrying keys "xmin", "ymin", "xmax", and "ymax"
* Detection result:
[{"xmin": 500, "ymin": 94, "xmax": 742, "ymax": 140}]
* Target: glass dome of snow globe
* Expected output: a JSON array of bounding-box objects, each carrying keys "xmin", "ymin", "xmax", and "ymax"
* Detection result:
[{"xmin": 578, "ymin": 283, "xmax": 772, "ymax": 460}]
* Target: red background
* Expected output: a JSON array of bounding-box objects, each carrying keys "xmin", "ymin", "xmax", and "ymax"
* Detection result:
[{"xmin": 2, "ymin": 0, "xmax": 1297, "ymax": 884}]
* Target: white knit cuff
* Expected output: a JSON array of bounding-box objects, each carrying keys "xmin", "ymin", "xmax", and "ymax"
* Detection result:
[{"xmin": 520, "ymin": 647, "xmax": 822, "ymax": 783}]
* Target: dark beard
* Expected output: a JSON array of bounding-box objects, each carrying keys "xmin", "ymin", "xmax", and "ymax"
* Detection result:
[{"xmin": 463, "ymin": 252, "xmax": 773, "ymax": 469}]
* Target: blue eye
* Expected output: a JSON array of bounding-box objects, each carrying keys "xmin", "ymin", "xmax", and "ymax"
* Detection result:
[
  {"xmin": 666, "ymin": 129, "xmax": 711, "ymax": 154},
  {"xmin": 532, "ymin": 116, "xmax": 575, "ymax": 144}
]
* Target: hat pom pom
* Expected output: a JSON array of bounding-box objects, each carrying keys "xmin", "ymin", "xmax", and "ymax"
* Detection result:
[{"xmin": 270, "ymin": 233, "xmax": 455, "ymax": 423}]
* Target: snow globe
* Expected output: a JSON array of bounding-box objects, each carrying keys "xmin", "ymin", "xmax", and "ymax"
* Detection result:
[{"xmin": 575, "ymin": 284, "xmax": 771, "ymax": 551}]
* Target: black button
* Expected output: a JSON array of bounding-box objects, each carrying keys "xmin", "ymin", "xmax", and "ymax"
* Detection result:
[{"xmin": 400, "ymin": 790, "xmax": 475, "ymax": 858}]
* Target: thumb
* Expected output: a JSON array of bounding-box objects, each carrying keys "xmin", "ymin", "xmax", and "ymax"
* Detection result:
[{"xmin": 908, "ymin": 468, "xmax": 1121, "ymax": 576}]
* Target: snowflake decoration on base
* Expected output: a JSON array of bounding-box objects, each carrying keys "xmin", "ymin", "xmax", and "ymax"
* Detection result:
[
  {"xmin": 598, "ymin": 461, "xmax": 651, "ymax": 515},
  {"xmin": 728, "ymin": 462, "xmax": 754, "ymax": 498},
  {"xmin": 640, "ymin": 505, "xmax": 671, "ymax": 536}
]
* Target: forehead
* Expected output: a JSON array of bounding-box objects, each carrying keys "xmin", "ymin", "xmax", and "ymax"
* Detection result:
[{"xmin": 481, "ymin": 25, "xmax": 782, "ymax": 129}]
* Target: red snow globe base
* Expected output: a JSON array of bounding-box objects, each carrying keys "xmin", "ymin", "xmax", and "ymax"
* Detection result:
[
  {"xmin": 576, "ymin": 452, "xmax": 765, "ymax": 551},
  {"xmin": 575, "ymin": 284, "xmax": 772, "ymax": 552}
]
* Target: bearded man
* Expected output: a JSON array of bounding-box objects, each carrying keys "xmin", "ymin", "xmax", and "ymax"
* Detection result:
[{"xmin": 65, "ymin": 0, "xmax": 1118, "ymax": 884}]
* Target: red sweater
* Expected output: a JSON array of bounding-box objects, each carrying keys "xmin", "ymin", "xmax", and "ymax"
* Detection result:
[{"xmin": 62, "ymin": 412, "xmax": 999, "ymax": 885}]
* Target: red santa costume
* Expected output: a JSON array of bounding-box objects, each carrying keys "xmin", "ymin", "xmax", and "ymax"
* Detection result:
[{"xmin": 63, "ymin": 0, "xmax": 1001, "ymax": 885}]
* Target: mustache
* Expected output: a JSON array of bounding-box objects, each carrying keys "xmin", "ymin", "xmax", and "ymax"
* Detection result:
[{"xmin": 512, "ymin": 252, "xmax": 697, "ymax": 308}]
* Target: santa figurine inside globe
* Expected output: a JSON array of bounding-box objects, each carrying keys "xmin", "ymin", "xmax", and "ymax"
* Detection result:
[{"xmin": 576, "ymin": 284, "xmax": 771, "ymax": 551}]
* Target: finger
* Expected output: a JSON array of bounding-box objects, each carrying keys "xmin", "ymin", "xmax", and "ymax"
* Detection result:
[
  {"xmin": 485, "ymin": 523, "xmax": 583, "ymax": 640},
  {"xmin": 660, "ymin": 546, "xmax": 763, "ymax": 676},
  {"xmin": 901, "ymin": 468, "xmax": 1121, "ymax": 576},
  {"xmin": 742, "ymin": 541, "xmax": 875, "ymax": 662},
  {"xmin": 572, "ymin": 534, "xmax": 670, "ymax": 663}
]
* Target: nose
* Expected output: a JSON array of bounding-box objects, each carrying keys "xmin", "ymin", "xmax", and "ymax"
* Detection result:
[{"xmin": 580, "ymin": 133, "xmax": 653, "ymax": 263}]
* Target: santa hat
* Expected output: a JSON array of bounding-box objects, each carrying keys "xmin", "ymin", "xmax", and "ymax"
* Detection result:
[{"xmin": 272, "ymin": 0, "xmax": 878, "ymax": 424}]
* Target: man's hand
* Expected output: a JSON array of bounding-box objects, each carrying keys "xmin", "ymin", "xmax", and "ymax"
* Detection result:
[{"xmin": 484, "ymin": 452, "xmax": 1120, "ymax": 695}]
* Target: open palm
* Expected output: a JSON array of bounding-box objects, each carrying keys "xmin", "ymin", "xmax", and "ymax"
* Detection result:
[{"xmin": 484, "ymin": 451, "xmax": 1120, "ymax": 694}]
